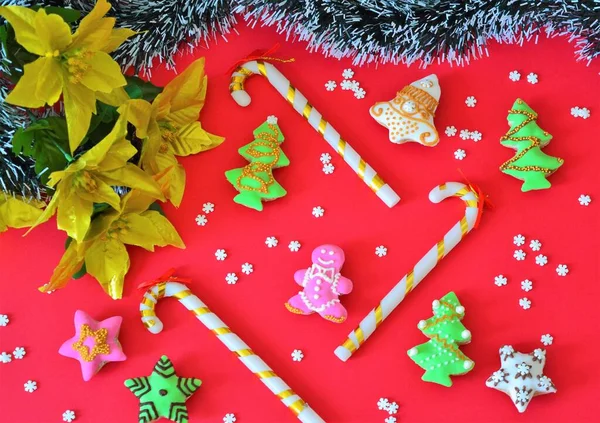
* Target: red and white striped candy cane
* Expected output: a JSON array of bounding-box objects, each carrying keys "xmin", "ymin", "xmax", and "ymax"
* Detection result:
[
  {"xmin": 334, "ymin": 182, "xmax": 483, "ymax": 361},
  {"xmin": 230, "ymin": 59, "xmax": 401, "ymax": 208},
  {"xmin": 140, "ymin": 280, "xmax": 325, "ymax": 423}
]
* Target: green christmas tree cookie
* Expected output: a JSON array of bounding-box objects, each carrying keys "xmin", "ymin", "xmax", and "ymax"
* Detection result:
[
  {"xmin": 499, "ymin": 99, "xmax": 563, "ymax": 192},
  {"xmin": 125, "ymin": 355, "xmax": 202, "ymax": 423},
  {"xmin": 225, "ymin": 116, "xmax": 289, "ymax": 211},
  {"xmin": 407, "ymin": 292, "xmax": 474, "ymax": 387}
]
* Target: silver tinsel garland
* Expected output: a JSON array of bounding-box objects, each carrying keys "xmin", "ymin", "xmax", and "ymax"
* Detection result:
[{"xmin": 1, "ymin": 0, "xmax": 599, "ymax": 197}]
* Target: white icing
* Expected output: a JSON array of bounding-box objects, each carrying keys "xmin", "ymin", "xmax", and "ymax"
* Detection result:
[
  {"xmin": 432, "ymin": 300, "xmax": 440, "ymax": 309},
  {"xmin": 418, "ymin": 320, "xmax": 427, "ymax": 329},
  {"xmin": 314, "ymin": 286, "xmax": 320, "ymax": 292},
  {"xmin": 313, "ymin": 295, "xmax": 320, "ymax": 300},
  {"xmin": 299, "ymin": 291, "xmax": 340, "ymax": 313},
  {"xmin": 455, "ymin": 306, "xmax": 465, "ymax": 314},
  {"xmin": 461, "ymin": 330, "xmax": 471, "ymax": 339},
  {"xmin": 463, "ymin": 360, "xmax": 473, "ymax": 369},
  {"xmin": 408, "ymin": 348, "xmax": 417, "ymax": 356}
]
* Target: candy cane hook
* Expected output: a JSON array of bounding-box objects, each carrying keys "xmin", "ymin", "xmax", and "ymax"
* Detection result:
[
  {"xmin": 230, "ymin": 60, "xmax": 401, "ymax": 208},
  {"xmin": 140, "ymin": 281, "xmax": 325, "ymax": 423},
  {"xmin": 335, "ymin": 182, "xmax": 482, "ymax": 361}
]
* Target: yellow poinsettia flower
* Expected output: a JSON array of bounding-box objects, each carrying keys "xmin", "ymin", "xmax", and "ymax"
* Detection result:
[
  {"xmin": 120, "ymin": 58, "xmax": 224, "ymax": 206},
  {"xmin": 0, "ymin": 195, "xmax": 44, "ymax": 232},
  {"xmin": 40, "ymin": 189, "xmax": 185, "ymax": 299},
  {"xmin": 27, "ymin": 114, "xmax": 165, "ymax": 243},
  {"xmin": 0, "ymin": 0, "xmax": 135, "ymax": 152}
]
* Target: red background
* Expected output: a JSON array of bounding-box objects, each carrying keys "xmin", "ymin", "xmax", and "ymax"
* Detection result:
[{"xmin": 1, "ymin": 23, "xmax": 599, "ymax": 423}]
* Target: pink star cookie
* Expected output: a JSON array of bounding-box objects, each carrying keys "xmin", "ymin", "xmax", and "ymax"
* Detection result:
[{"xmin": 59, "ymin": 310, "xmax": 126, "ymax": 381}]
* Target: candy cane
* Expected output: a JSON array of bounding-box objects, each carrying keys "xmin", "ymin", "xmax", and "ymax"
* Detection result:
[
  {"xmin": 230, "ymin": 60, "xmax": 401, "ymax": 208},
  {"xmin": 140, "ymin": 280, "xmax": 325, "ymax": 423},
  {"xmin": 334, "ymin": 182, "xmax": 482, "ymax": 361}
]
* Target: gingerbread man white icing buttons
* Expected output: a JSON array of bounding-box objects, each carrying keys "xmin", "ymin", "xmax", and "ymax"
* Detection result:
[
  {"xmin": 486, "ymin": 345, "xmax": 556, "ymax": 413},
  {"xmin": 369, "ymin": 75, "xmax": 441, "ymax": 147}
]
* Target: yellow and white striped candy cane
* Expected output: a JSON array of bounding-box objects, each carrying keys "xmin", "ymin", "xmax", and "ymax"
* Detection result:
[
  {"xmin": 334, "ymin": 182, "xmax": 482, "ymax": 361},
  {"xmin": 141, "ymin": 281, "xmax": 325, "ymax": 423},
  {"xmin": 230, "ymin": 60, "xmax": 400, "ymax": 208}
]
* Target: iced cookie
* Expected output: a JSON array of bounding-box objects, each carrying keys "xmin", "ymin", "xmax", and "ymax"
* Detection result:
[
  {"xmin": 370, "ymin": 75, "xmax": 441, "ymax": 146},
  {"xmin": 59, "ymin": 310, "xmax": 126, "ymax": 381},
  {"xmin": 486, "ymin": 345, "xmax": 556, "ymax": 412},
  {"xmin": 285, "ymin": 244, "xmax": 353, "ymax": 323},
  {"xmin": 407, "ymin": 292, "xmax": 474, "ymax": 387}
]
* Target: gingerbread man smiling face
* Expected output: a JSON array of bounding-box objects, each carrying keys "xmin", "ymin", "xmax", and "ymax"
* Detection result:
[{"xmin": 370, "ymin": 74, "xmax": 441, "ymax": 147}]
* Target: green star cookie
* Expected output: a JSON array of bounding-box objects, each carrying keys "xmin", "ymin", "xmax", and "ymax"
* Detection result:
[{"xmin": 125, "ymin": 355, "xmax": 201, "ymax": 423}]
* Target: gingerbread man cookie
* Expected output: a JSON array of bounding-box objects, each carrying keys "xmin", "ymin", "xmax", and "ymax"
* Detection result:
[
  {"xmin": 370, "ymin": 74, "xmax": 441, "ymax": 146},
  {"xmin": 285, "ymin": 244, "xmax": 353, "ymax": 323},
  {"xmin": 486, "ymin": 345, "xmax": 557, "ymax": 412}
]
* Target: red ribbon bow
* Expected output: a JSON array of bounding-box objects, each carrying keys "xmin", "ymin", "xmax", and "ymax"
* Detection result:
[
  {"xmin": 227, "ymin": 43, "xmax": 295, "ymax": 74},
  {"xmin": 138, "ymin": 268, "xmax": 192, "ymax": 290}
]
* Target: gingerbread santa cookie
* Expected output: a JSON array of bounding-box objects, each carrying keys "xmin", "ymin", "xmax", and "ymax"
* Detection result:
[
  {"xmin": 285, "ymin": 244, "xmax": 353, "ymax": 323},
  {"xmin": 370, "ymin": 75, "xmax": 441, "ymax": 146},
  {"xmin": 486, "ymin": 345, "xmax": 557, "ymax": 412}
]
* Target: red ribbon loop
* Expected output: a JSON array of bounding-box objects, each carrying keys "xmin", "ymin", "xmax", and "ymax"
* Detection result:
[
  {"xmin": 137, "ymin": 268, "xmax": 192, "ymax": 290},
  {"xmin": 227, "ymin": 42, "xmax": 295, "ymax": 74}
]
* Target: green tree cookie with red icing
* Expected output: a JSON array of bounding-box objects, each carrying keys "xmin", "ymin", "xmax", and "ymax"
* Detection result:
[
  {"xmin": 499, "ymin": 99, "xmax": 563, "ymax": 192},
  {"xmin": 407, "ymin": 292, "xmax": 474, "ymax": 387},
  {"xmin": 225, "ymin": 116, "xmax": 289, "ymax": 211}
]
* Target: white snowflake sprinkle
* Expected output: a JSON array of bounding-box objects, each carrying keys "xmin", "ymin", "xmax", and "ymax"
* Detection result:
[
  {"xmin": 354, "ymin": 87, "xmax": 366, "ymax": 99},
  {"xmin": 320, "ymin": 153, "xmax": 332, "ymax": 164},
  {"xmin": 266, "ymin": 115, "xmax": 278, "ymax": 124},
  {"xmin": 470, "ymin": 130, "xmax": 482, "ymax": 142},
  {"xmin": 375, "ymin": 245, "xmax": 388, "ymax": 257},
  {"xmin": 459, "ymin": 129, "xmax": 471, "ymax": 140},
  {"xmin": 578, "ymin": 107, "xmax": 591, "ymax": 119},
  {"xmin": 578, "ymin": 194, "xmax": 591, "ymax": 206},
  {"xmin": 342, "ymin": 68, "xmax": 354, "ymax": 79},
  {"xmin": 265, "ymin": 236, "xmax": 279, "ymax": 248},
  {"xmin": 465, "ymin": 96, "xmax": 477, "ymax": 107},
  {"xmin": 291, "ymin": 349, "xmax": 304, "ymax": 362},
  {"xmin": 13, "ymin": 347, "xmax": 25, "ymax": 359},
  {"xmin": 513, "ymin": 234, "xmax": 526, "ymax": 246},
  {"xmin": 513, "ymin": 249, "xmax": 526, "ymax": 261},
  {"xmin": 445, "ymin": 126, "xmax": 457, "ymax": 137},
  {"xmin": 24, "ymin": 380, "xmax": 37, "ymax": 393},
  {"xmin": 385, "ymin": 417, "xmax": 397, "ymax": 423},
  {"xmin": 521, "ymin": 279, "xmax": 533, "ymax": 292},
  {"xmin": 195, "ymin": 214, "xmax": 207, "ymax": 226},
  {"xmin": 324, "ymin": 80, "xmax": 337, "ymax": 91},
  {"xmin": 241, "ymin": 263, "xmax": 254, "ymax": 275},
  {"xmin": 519, "ymin": 297, "xmax": 532, "ymax": 310},
  {"xmin": 509, "ymin": 70, "xmax": 521, "ymax": 82},
  {"xmin": 541, "ymin": 334, "xmax": 553, "ymax": 346},
  {"xmin": 0, "ymin": 352, "xmax": 11, "ymax": 363},
  {"xmin": 215, "ymin": 249, "xmax": 227, "ymax": 261},
  {"xmin": 340, "ymin": 80, "xmax": 352, "ymax": 90},
  {"xmin": 349, "ymin": 80, "xmax": 361, "ymax": 91},
  {"xmin": 529, "ymin": 239, "xmax": 542, "ymax": 251},
  {"xmin": 288, "ymin": 241, "xmax": 301, "ymax": 252},
  {"xmin": 62, "ymin": 410, "xmax": 76, "ymax": 423},
  {"xmin": 454, "ymin": 149, "xmax": 466, "ymax": 160},
  {"xmin": 535, "ymin": 254, "xmax": 548, "ymax": 266},
  {"xmin": 323, "ymin": 163, "xmax": 335, "ymax": 175},
  {"xmin": 202, "ymin": 202, "xmax": 215, "ymax": 214},
  {"xmin": 571, "ymin": 106, "xmax": 581, "ymax": 118},
  {"xmin": 377, "ymin": 398, "xmax": 390, "ymax": 410},
  {"xmin": 223, "ymin": 413, "xmax": 236, "ymax": 423},
  {"xmin": 526, "ymin": 73, "xmax": 538, "ymax": 84},
  {"xmin": 386, "ymin": 401, "xmax": 399, "ymax": 415},
  {"xmin": 0, "ymin": 314, "xmax": 8, "ymax": 326},
  {"xmin": 494, "ymin": 275, "xmax": 508, "ymax": 287},
  {"xmin": 312, "ymin": 206, "xmax": 325, "ymax": 218},
  {"xmin": 225, "ymin": 273, "xmax": 238, "ymax": 285},
  {"xmin": 556, "ymin": 264, "xmax": 569, "ymax": 277}
]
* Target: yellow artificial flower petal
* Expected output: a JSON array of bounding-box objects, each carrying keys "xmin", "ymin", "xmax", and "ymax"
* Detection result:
[
  {"xmin": 0, "ymin": 6, "xmax": 43, "ymax": 56},
  {"xmin": 70, "ymin": 0, "xmax": 114, "ymax": 51},
  {"xmin": 85, "ymin": 237, "xmax": 130, "ymax": 299},
  {"xmin": 154, "ymin": 152, "xmax": 186, "ymax": 207},
  {"xmin": 117, "ymin": 212, "xmax": 163, "ymax": 252},
  {"xmin": 56, "ymin": 190, "xmax": 93, "ymax": 242},
  {"xmin": 4, "ymin": 58, "xmax": 47, "ymax": 108},
  {"xmin": 79, "ymin": 51, "xmax": 127, "ymax": 93},
  {"xmin": 96, "ymin": 86, "xmax": 129, "ymax": 107},
  {"xmin": 102, "ymin": 27, "xmax": 136, "ymax": 53},
  {"xmin": 120, "ymin": 188, "xmax": 160, "ymax": 216},
  {"xmin": 36, "ymin": 56, "xmax": 64, "ymax": 105},
  {"xmin": 84, "ymin": 208, "xmax": 119, "ymax": 241},
  {"xmin": 25, "ymin": 188, "xmax": 59, "ymax": 234},
  {"xmin": 172, "ymin": 121, "xmax": 224, "ymax": 156},
  {"xmin": 34, "ymin": 9, "xmax": 73, "ymax": 53},
  {"xmin": 76, "ymin": 176, "xmax": 121, "ymax": 210},
  {"xmin": 0, "ymin": 195, "xmax": 44, "ymax": 232},
  {"xmin": 76, "ymin": 110, "xmax": 128, "ymax": 166},
  {"xmin": 119, "ymin": 99, "xmax": 153, "ymax": 139},
  {"xmin": 63, "ymin": 81, "xmax": 96, "ymax": 152},
  {"xmin": 99, "ymin": 163, "xmax": 165, "ymax": 201},
  {"xmin": 141, "ymin": 210, "xmax": 185, "ymax": 249},
  {"xmin": 39, "ymin": 239, "xmax": 86, "ymax": 293},
  {"xmin": 98, "ymin": 138, "xmax": 138, "ymax": 171}
]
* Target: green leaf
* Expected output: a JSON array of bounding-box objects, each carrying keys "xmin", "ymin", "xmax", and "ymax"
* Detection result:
[
  {"xmin": 72, "ymin": 262, "xmax": 87, "ymax": 279},
  {"xmin": 45, "ymin": 117, "xmax": 69, "ymax": 141},
  {"xmin": 30, "ymin": 6, "xmax": 81, "ymax": 23},
  {"xmin": 148, "ymin": 201, "xmax": 166, "ymax": 216},
  {"xmin": 125, "ymin": 76, "xmax": 163, "ymax": 102},
  {"xmin": 11, "ymin": 128, "xmax": 35, "ymax": 155}
]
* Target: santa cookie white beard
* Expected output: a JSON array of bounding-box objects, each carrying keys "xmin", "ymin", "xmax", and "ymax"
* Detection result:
[{"xmin": 369, "ymin": 74, "xmax": 441, "ymax": 146}]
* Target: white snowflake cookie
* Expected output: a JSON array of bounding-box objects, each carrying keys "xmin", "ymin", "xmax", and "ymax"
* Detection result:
[
  {"xmin": 377, "ymin": 398, "xmax": 390, "ymax": 410},
  {"xmin": 375, "ymin": 245, "xmax": 387, "ymax": 257},
  {"xmin": 529, "ymin": 239, "xmax": 541, "ymax": 251},
  {"xmin": 24, "ymin": 380, "xmax": 37, "ymax": 393},
  {"xmin": 386, "ymin": 401, "xmax": 399, "ymax": 415},
  {"xmin": 354, "ymin": 87, "xmax": 366, "ymax": 99},
  {"xmin": 291, "ymin": 349, "xmax": 304, "ymax": 362},
  {"xmin": 541, "ymin": 334, "xmax": 553, "ymax": 346},
  {"xmin": 513, "ymin": 234, "xmax": 525, "ymax": 246},
  {"xmin": 225, "ymin": 273, "xmax": 238, "ymax": 285},
  {"xmin": 0, "ymin": 314, "xmax": 9, "ymax": 326},
  {"xmin": 494, "ymin": 275, "xmax": 508, "ymax": 287},
  {"xmin": 265, "ymin": 236, "xmax": 279, "ymax": 248},
  {"xmin": 195, "ymin": 214, "xmax": 207, "ymax": 226},
  {"xmin": 241, "ymin": 263, "xmax": 253, "ymax": 275},
  {"xmin": 322, "ymin": 163, "xmax": 335, "ymax": 174},
  {"xmin": 340, "ymin": 80, "xmax": 352, "ymax": 90},
  {"xmin": 454, "ymin": 149, "xmax": 466, "ymax": 160},
  {"xmin": 578, "ymin": 194, "xmax": 591, "ymax": 206},
  {"xmin": 445, "ymin": 126, "xmax": 457, "ymax": 137},
  {"xmin": 459, "ymin": 129, "xmax": 471, "ymax": 140},
  {"xmin": 509, "ymin": 70, "xmax": 521, "ymax": 82},
  {"xmin": 526, "ymin": 72, "xmax": 538, "ymax": 84},
  {"xmin": 521, "ymin": 279, "xmax": 533, "ymax": 292},
  {"xmin": 312, "ymin": 206, "xmax": 325, "ymax": 218},
  {"xmin": 288, "ymin": 240, "xmax": 301, "ymax": 252},
  {"xmin": 320, "ymin": 153, "xmax": 332, "ymax": 164},
  {"xmin": 215, "ymin": 249, "xmax": 227, "ymax": 261},
  {"xmin": 12, "ymin": 347, "xmax": 25, "ymax": 359},
  {"xmin": 385, "ymin": 417, "xmax": 397, "ymax": 423},
  {"xmin": 556, "ymin": 264, "xmax": 569, "ymax": 276},
  {"xmin": 62, "ymin": 410, "xmax": 76, "ymax": 423},
  {"xmin": 266, "ymin": 115, "xmax": 278, "ymax": 124},
  {"xmin": 202, "ymin": 202, "xmax": 215, "ymax": 213},
  {"xmin": 223, "ymin": 413, "xmax": 236, "ymax": 423},
  {"xmin": 535, "ymin": 254, "xmax": 548, "ymax": 266},
  {"xmin": 325, "ymin": 80, "xmax": 337, "ymax": 91},
  {"xmin": 465, "ymin": 96, "xmax": 477, "ymax": 107},
  {"xmin": 0, "ymin": 352, "xmax": 11, "ymax": 363},
  {"xmin": 519, "ymin": 297, "xmax": 532, "ymax": 310},
  {"xmin": 513, "ymin": 249, "xmax": 526, "ymax": 261},
  {"xmin": 342, "ymin": 68, "xmax": 354, "ymax": 79}
]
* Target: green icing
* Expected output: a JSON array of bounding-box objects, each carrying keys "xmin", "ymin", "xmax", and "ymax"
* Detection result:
[
  {"xmin": 407, "ymin": 292, "xmax": 474, "ymax": 387},
  {"xmin": 499, "ymin": 99, "xmax": 563, "ymax": 192},
  {"xmin": 225, "ymin": 119, "xmax": 289, "ymax": 211},
  {"xmin": 125, "ymin": 355, "xmax": 202, "ymax": 423}
]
